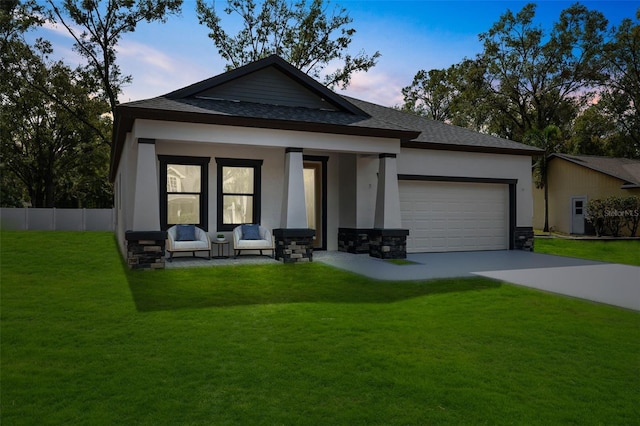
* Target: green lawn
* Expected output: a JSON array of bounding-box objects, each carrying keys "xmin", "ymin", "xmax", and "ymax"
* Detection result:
[
  {"xmin": 535, "ymin": 238, "xmax": 640, "ymax": 266},
  {"xmin": 2, "ymin": 232, "xmax": 639, "ymax": 425}
]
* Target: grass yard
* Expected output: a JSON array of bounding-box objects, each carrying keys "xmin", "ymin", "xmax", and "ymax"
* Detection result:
[
  {"xmin": 2, "ymin": 232, "xmax": 639, "ymax": 425},
  {"xmin": 535, "ymin": 238, "xmax": 640, "ymax": 266}
]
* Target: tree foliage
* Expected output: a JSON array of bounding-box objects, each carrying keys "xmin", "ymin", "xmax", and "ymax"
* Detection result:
[
  {"xmin": 401, "ymin": 2, "xmax": 640, "ymax": 159},
  {"xmin": 480, "ymin": 3, "xmax": 608, "ymax": 141},
  {"xmin": 196, "ymin": 0, "xmax": 380, "ymax": 89},
  {"xmin": 597, "ymin": 8, "xmax": 640, "ymax": 158},
  {"xmin": 46, "ymin": 0, "xmax": 183, "ymax": 115},
  {"xmin": 401, "ymin": 67, "xmax": 456, "ymax": 121},
  {"xmin": 1, "ymin": 0, "xmax": 111, "ymax": 207}
]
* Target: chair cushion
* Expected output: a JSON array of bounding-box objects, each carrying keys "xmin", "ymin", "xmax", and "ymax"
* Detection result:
[
  {"xmin": 241, "ymin": 224, "xmax": 260, "ymax": 240},
  {"xmin": 176, "ymin": 224, "xmax": 196, "ymax": 241},
  {"xmin": 172, "ymin": 240, "xmax": 209, "ymax": 250}
]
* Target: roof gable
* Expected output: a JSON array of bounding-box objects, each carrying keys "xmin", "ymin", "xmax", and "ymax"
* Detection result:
[
  {"xmin": 196, "ymin": 67, "xmax": 339, "ymax": 110},
  {"xmin": 164, "ymin": 55, "xmax": 365, "ymax": 115}
]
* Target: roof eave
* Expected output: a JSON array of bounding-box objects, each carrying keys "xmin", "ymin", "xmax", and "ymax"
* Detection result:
[
  {"xmin": 109, "ymin": 106, "xmax": 418, "ymax": 181},
  {"xmin": 401, "ymin": 140, "xmax": 543, "ymax": 156}
]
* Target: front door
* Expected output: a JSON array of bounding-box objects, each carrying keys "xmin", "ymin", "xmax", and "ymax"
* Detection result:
[
  {"xmin": 303, "ymin": 158, "xmax": 326, "ymax": 249},
  {"xmin": 571, "ymin": 196, "xmax": 587, "ymax": 234}
]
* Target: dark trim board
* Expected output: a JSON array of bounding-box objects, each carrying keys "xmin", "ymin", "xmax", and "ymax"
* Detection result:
[
  {"xmin": 398, "ymin": 174, "xmax": 517, "ymax": 185},
  {"xmin": 398, "ymin": 175, "xmax": 517, "ymax": 250}
]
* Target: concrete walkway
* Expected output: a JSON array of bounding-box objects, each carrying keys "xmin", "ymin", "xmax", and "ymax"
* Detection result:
[{"xmin": 314, "ymin": 251, "xmax": 640, "ymax": 311}]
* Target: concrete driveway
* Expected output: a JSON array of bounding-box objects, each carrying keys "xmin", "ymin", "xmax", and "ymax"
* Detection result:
[{"xmin": 315, "ymin": 251, "xmax": 640, "ymax": 311}]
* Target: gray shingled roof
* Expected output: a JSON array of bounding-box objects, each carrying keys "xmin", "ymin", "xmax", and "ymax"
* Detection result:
[
  {"xmin": 120, "ymin": 94, "xmax": 541, "ymax": 154},
  {"xmin": 552, "ymin": 154, "xmax": 640, "ymax": 188},
  {"xmin": 343, "ymin": 96, "xmax": 540, "ymax": 153},
  {"xmin": 120, "ymin": 96, "xmax": 416, "ymax": 133}
]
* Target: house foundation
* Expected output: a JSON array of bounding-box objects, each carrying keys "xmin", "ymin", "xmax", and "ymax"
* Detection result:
[
  {"xmin": 338, "ymin": 228, "xmax": 371, "ymax": 254},
  {"xmin": 514, "ymin": 227, "xmax": 534, "ymax": 251},
  {"xmin": 369, "ymin": 229, "xmax": 409, "ymax": 259},
  {"xmin": 274, "ymin": 228, "xmax": 315, "ymax": 263},
  {"xmin": 125, "ymin": 231, "xmax": 167, "ymax": 269}
]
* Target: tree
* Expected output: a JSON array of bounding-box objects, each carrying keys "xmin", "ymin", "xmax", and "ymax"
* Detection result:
[
  {"xmin": 46, "ymin": 0, "xmax": 183, "ymax": 116},
  {"xmin": 196, "ymin": 0, "xmax": 380, "ymax": 89},
  {"xmin": 1, "ymin": 49, "xmax": 112, "ymax": 207},
  {"xmin": 568, "ymin": 105, "xmax": 615, "ymax": 156},
  {"xmin": 478, "ymin": 3, "xmax": 608, "ymax": 142},
  {"xmin": 524, "ymin": 125, "xmax": 562, "ymax": 233},
  {"xmin": 401, "ymin": 68, "xmax": 455, "ymax": 121},
  {"xmin": 1, "ymin": 0, "xmax": 112, "ymax": 208},
  {"xmin": 401, "ymin": 59, "xmax": 493, "ymax": 132},
  {"xmin": 597, "ymin": 8, "xmax": 640, "ymax": 158}
]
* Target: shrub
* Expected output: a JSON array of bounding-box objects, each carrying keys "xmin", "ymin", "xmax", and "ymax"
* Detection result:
[{"xmin": 586, "ymin": 196, "xmax": 640, "ymax": 237}]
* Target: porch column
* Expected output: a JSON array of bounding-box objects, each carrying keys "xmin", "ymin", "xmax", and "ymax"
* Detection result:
[
  {"xmin": 374, "ymin": 154, "xmax": 402, "ymax": 228},
  {"xmin": 275, "ymin": 148, "xmax": 315, "ymax": 263},
  {"xmin": 371, "ymin": 153, "xmax": 409, "ymax": 259},
  {"xmin": 132, "ymin": 138, "xmax": 160, "ymax": 231},
  {"xmin": 281, "ymin": 148, "xmax": 308, "ymax": 228},
  {"xmin": 128, "ymin": 138, "xmax": 166, "ymax": 270}
]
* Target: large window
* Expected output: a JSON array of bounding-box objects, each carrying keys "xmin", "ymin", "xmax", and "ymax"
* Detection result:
[
  {"xmin": 216, "ymin": 158, "xmax": 263, "ymax": 231},
  {"xmin": 159, "ymin": 156, "xmax": 210, "ymax": 230}
]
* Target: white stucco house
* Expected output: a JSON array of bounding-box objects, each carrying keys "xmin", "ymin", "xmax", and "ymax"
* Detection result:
[{"xmin": 110, "ymin": 55, "xmax": 541, "ymax": 268}]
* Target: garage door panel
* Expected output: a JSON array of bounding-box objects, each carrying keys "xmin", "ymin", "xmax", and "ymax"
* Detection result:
[{"xmin": 400, "ymin": 181, "xmax": 508, "ymax": 253}]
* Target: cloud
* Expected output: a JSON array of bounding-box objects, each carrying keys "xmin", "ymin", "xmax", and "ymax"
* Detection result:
[
  {"xmin": 117, "ymin": 41, "xmax": 215, "ymax": 102},
  {"xmin": 342, "ymin": 69, "xmax": 406, "ymax": 107},
  {"xmin": 116, "ymin": 40, "xmax": 176, "ymax": 73}
]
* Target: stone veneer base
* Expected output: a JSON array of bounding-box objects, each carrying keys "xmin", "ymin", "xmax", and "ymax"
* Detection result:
[
  {"xmin": 514, "ymin": 227, "xmax": 534, "ymax": 251},
  {"xmin": 273, "ymin": 228, "xmax": 316, "ymax": 263},
  {"xmin": 338, "ymin": 228, "xmax": 371, "ymax": 254},
  {"xmin": 125, "ymin": 230, "xmax": 167, "ymax": 270},
  {"xmin": 369, "ymin": 228, "xmax": 409, "ymax": 260}
]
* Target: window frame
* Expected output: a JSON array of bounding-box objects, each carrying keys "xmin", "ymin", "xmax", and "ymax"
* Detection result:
[
  {"xmin": 159, "ymin": 155, "xmax": 210, "ymax": 231},
  {"xmin": 216, "ymin": 157, "xmax": 263, "ymax": 232}
]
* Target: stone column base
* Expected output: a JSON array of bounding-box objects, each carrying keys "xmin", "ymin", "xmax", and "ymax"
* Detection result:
[
  {"xmin": 338, "ymin": 228, "xmax": 372, "ymax": 254},
  {"xmin": 514, "ymin": 227, "xmax": 534, "ymax": 251},
  {"xmin": 369, "ymin": 229, "xmax": 409, "ymax": 259},
  {"xmin": 274, "ymin": 228, "xmax": 316, "ymax": 263},
  {"xmin": 125, "ymin": 231, "xmax": 167, "ymax": 270}
]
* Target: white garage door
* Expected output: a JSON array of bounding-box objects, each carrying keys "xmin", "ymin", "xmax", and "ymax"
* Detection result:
[{"xmin": 399, "ymin": 181, "xmax": 509, "ymax": 253}]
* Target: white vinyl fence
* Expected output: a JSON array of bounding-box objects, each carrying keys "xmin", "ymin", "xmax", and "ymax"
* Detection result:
[{"xmin": 0, "ymin": 208, "xmax": 115, "ymax": 231}]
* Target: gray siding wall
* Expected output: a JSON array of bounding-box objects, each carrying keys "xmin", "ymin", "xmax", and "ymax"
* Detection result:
[{"xmin": 199, "ymin": 68, "xmax": 337, "ymax": 110}]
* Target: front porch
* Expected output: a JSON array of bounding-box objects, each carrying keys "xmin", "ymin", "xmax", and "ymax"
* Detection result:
[
  {"xmin": 164, "ymin": 252, "xmax": 279, "ymax": 269},
  {"xmin": 121, "ymin": 136, "xmax": 410, "ymax": 268}
]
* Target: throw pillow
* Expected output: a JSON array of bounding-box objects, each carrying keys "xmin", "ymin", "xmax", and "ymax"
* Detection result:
[
  {"xmin": 176, "ymin": 224, "xmax": 196, "ymax": 241},
  {"xmin": 241, "ymin": 224, "xmax": 261, "ymax": 240}
]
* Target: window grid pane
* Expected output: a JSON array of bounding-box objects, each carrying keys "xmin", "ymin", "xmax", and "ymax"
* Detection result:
[
  {"xmin": 168, "ymin": 194, "xmax": 200, "ymax": 224},
  {"xmin": 222, "ymin": 167, "xmax": 254, "ymax": 194},
  {"xmin": 167, "ymin": 164, "xmax": 202, "ymax": 225},
  {"xmin": 223, "ymin": 195, "xmax": 253, "ymax": 225},
  {"xmin": 167, "ymin": 165, "xmax": 201, "ymax": 193}
]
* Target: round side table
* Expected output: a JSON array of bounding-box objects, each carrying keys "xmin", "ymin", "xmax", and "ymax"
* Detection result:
[{"xmin": 212, "ymin": 239, "xmax": 230, "ymax": 259}]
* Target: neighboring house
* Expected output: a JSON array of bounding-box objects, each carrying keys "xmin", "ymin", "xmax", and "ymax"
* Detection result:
[
  {"xmin": 533, "ymin": 153, "xmax": 640, "ymax": 235},
  {"xmin": 110, "ymin": 55, "xmax": 541, "ymax": 267}
]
